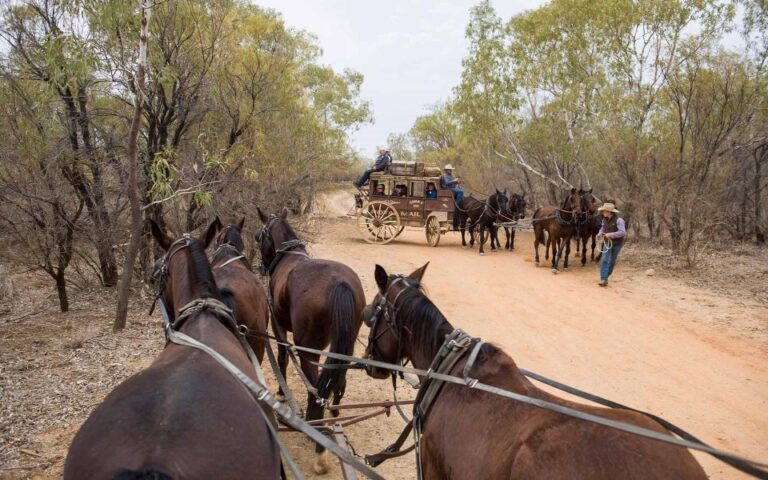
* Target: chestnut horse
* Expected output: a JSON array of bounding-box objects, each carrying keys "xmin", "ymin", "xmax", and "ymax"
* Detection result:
[
  {"xmin": 64, "ymin": 221, "xmax": 280, "ymax": 480},
  {"xmin": 364, "ymin": 263, "xmax": 708, "ymax": 480},
  {"xmin": 210, "ymin": 217, "xmax": 269, "ymax": 362},
  {"xmin": 496, "ymin": 192, "xmax": 527, "ymax": 251},
  {"xmin": 532, "ymin": 188, "xmax": 585, "ymax": 272},
  {"xmin": 456, "ymin": 189, "xmax": 511, "ymax": 255},
  {"xmin": 255, "ymin": 208, "xmax": 364, "ymax": 474}
]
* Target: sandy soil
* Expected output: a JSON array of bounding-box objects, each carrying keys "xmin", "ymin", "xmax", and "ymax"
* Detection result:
[{"xmin": 1, "ymin": 189, "xmax": 767, "ymax": 479}]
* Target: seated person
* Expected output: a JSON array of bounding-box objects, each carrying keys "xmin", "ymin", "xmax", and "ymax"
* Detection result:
[
  {"xmin": 354, "ymin": 147, "xmax": 392, "ymax": 187},
  {"xmin": 425, "ymin": 182, "xmax": 438, "ymax": 199},
  {"xmin": 440, "ymin": 164, "xmax": 464, "ymax": 203},
  {"xmin": 373, "ymin": 184, "xmax": 386, "ymax": 196},
  {"xmin": 393, "ymin": 184, "xmax": 407, "ymax": 197}
]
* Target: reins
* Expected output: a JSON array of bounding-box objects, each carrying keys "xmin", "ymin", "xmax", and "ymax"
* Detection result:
[
  {"xmin": 243, "ymin": 330, "xmax": 768, "ymax": 479},
  {"xmin": 150, "ymin": 235, "xmax": 384, "ymax": 480}
]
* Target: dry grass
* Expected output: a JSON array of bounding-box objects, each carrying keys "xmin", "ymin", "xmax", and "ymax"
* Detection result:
[{"xmin": 622, "ymin": 241, "xmax": 768, "ymax": 304}]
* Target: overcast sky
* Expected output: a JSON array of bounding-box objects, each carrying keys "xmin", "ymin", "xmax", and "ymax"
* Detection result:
[{"xmin": 254, "ymin": 1, "xmax": 547, "ymax": 158}]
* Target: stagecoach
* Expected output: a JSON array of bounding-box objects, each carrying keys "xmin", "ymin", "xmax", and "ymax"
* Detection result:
[{"xmin": 354, "ymin": 162, "xmax": 455, "ymax": 246}]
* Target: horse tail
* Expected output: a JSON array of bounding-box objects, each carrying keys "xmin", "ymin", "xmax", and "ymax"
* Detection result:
[
  {"xmin": 316, "ymin": 281, "xmax": 356, "ymax": 400},
  {"xmin": 113, "ymin": 469, "xmax": 173, "ymax": 480}
]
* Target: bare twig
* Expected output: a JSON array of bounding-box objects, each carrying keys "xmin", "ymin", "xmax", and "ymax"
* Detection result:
[{"xmin": 141, "ymin": 181, "xmax": 222, "ymax": 211}]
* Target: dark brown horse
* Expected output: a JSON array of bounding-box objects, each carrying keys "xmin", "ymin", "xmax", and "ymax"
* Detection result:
[
  {"xmin": 456, "ymin": 189, "xmax": 510, "ymax": 255},
  {"xmin": 577, "ymin": 188, "xmax": 602, "ymax": 265},
  {"xmin": 64, "ymin": 220, "xmax": 281, "ymax": 480},
  {"xmin": 255, "ymin": 208, "xmax": 364, "ymax": 474},
  {"xmin": 496, "ymin": 192, "xmax": 527, "ymax": 251},
  {"xmin": 532, "ymin": 188, "xmax": 585, "ymax": 272},
  {"xmin": 364, "ymin": 264, "xmax": 708, "ymax": 480},
  {"xmin": 210, "ymin": 217, "xmax": 270, "ymax": 362}
]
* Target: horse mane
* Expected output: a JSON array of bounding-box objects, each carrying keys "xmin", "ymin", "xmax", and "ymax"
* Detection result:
[
  {"xmin": 396, "ymin": 283, "xmax": 455, "ymax": 357},
  {"xmin": 397, "ymin": 282, "xmax": 496, "ymax": 366},
  {"xmin": 188, "ymin": 238, "xmax": 219, "ymax": 298}
]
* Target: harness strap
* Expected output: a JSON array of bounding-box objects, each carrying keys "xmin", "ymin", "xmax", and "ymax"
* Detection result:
[
  {"xmin": 214, "ymin": 254, "xmax": 246, "ymax": 269},
  {"xmin": 245, "ymin": 331, "xmax": 768, "ymax": 475},
  {"xmin": 364, "ymin": 419, "xmax": 416, "ymax": 466},
  {"xmin": 158, "ymin": 301, "xmax": 385, "ymax": 480}
]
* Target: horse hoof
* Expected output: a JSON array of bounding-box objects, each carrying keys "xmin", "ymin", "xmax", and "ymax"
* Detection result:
[
  {"xmin": 462, "ymin": 245, "xmax": 467, "ymax": 249},
  {"xmin": 564, "ymin": 268, "xmax": 569, "ymax": 272},
  {"xmin": 479, "ymin": 252, "xmax": 485, "ymax": 256},
  {"xmin": 551, "ymin": 268, "xmax": 558, "ymax": 274},
  {"xmin": 491, "ymin": 248, "xmax": 497, "ymax": 252},
  {"xmin": 313, "ymin": 451, "xmax": 330, "ymax": 475}
]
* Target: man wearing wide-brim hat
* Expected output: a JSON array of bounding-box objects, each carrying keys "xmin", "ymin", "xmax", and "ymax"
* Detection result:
[
  {"xmin": 596, "ymin": 202, "xmax": 626, "ymax": 287},
  {"xmin": 440, "ymin": 164, "xmax": 465, "ymax": 229}
]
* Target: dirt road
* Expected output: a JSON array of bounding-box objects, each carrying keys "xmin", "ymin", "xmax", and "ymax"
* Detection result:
[
  {"xmin": 303, "ymin": 189, "xmax": 768, "ymax": 479},
  {"xmin": 2, "ymin": 189, "xmax": 766, "ymax": 479}
]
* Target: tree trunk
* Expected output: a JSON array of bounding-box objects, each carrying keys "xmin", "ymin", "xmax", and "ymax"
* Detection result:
[
  {"xmin": 756, "ymin": 147, "xmax": 765, "ymax": 244},
  {"xmin": 55, "ymin": 271, "xmax": 69, "ymax": 312},
  {"xmin": 115, "ymin": 0, "xmax": 151, "ymax": 332}
]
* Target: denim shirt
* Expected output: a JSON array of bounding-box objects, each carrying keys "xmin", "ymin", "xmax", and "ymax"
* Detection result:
[
  {"xmin": 374, "ymin": 153, "xmax": 392, "ymax": 170},
  {"xmin": 440, "ymin": 173, "xmax": 458, "ymax": 188}
]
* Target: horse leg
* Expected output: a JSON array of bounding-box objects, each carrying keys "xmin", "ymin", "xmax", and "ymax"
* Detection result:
[
  {"xmin": 534, "ymin": 226, "xmax": 540, "ymax": 265},
  {"xmin": 581, "ymin": 236, "xmax": 587, "ymax": 266},
  {"xmin": 469, "ymin": 223, "xmax": 475, "ymax": 248},
  {"xmin": 551, "ymin": 235, "xmax": 559, "ymax": 273},
  {"xmin": 275, "ymin": 343, "xmax": 289, "ymax": 401},
  {"xmin": 490, "ymin": 225, "xmax": 498, "ymax": 252},
  {"xmin": 564, "ymin": 235, "xmax": 572, "ymax": 271},
  {"xmin": 511, "ymin": 229, "xmax": 516, "ymax": 250},
  {"xmin": 299, "ymin": 353, "xmax": 330, "ymax": 474},
  {"xmin": 479, "ymin": 225, "xmax": 486, "ymax": 255},
  {"xmin": 591, "ymin": 233, "xmax": 597, "ymax": 262}
]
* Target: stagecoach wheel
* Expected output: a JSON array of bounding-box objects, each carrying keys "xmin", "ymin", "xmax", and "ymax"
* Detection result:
[
  {"xmin": 393, "ymin": 226, "xmax": 406, "ymax": 238},
  {"xmin": 425, "ymin": 216, "xmax": 441, "ymax": 247},
  {"xmin": 358, "ymin": 201, "xmax": 401, "ymax": 244}
]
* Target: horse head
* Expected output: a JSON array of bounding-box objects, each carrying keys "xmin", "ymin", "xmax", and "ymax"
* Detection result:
[
  {"xmin": 493, "ymin": 188, "xmax": 511, "ymax": 218},
  {"xmin": 254, "ymin": 207, "xmax": 301, "ymax": 275},
  {"xmin": 364, "ymin": 263, "xmax": 430, "ymax": 378},
  {"xmin": 509, "ymin": 192, "xmax": 527, "ymax": 220},
  {"xmin": 149, "ymin": 218, "xmax": 220, "ymax": 320}
]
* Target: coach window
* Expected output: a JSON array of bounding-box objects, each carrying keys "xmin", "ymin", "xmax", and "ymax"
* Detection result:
[{"xmin": 410, "ymin": 181, "xmax": 424, "ymax": 198}]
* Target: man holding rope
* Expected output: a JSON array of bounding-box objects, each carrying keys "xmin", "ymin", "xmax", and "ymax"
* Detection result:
[{"xmin": 597, "ymin": 202, "xmax": 625, "ymax": 287}]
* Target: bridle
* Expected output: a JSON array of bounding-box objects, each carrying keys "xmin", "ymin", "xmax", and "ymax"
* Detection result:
[
  {"xmin": 254, "ymin": 215, "xmax": 308, "ymax": 276},
  {"xmin": 364, "ymin": 275, "xmax": 418, "ymax": 370},
  {"xmin": 149, "ymin": 234, "xmax": 193, "ymax": 319},
  {"xmin": 213, "ymin": 225, "xmax": 247, "ymax": 269}
]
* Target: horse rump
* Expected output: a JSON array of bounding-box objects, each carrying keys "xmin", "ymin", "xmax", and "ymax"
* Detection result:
[
  {"xmin": 113, "ymin": 469, "xmax": 173, "ymax": 480},
  {"xmin": 315, "ymin": 280, "xmax": 357, "ymax": 401}
]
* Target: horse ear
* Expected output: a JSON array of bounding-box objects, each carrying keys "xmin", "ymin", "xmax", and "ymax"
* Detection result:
[
  {"xmin": 408, "ymin": 262, "xmax": 429, "ymax": 283},
  {"xmin": 237, "ymin": 217, "xmax": 245, "ymax": 230},
  {"xmin": 201, "ymin": 217, "xmax": 221, "ymax": 249},
  {"xmin": 589, "ymin": 187, "xmax": 593, "ymax": 193},
  {"xmin": 374, "ymin": 264, "xmax": 388, "ymax": 292},
  {"xmin": 149, "ymin": 220, "xmax": 171, "ymax": 251},
  {"xmin": 257, "ymin": 207, "xmax": 268, "ymax": 223},
  {"xmin": 280, "ymin": 207, "xmax": 289, "ymax": 219},
  {"xmin": 503, "ymin": 188, "xmax": 507, "ymax": 196},
  {"xmin": 571, "ymin": 187, "xmax": 577, "ymax": 194}
]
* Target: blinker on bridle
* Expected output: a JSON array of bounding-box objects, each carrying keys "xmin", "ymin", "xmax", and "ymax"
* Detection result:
[{"xmin": 149, "ymin": 233, "xmax": 193, "ymax": 316}]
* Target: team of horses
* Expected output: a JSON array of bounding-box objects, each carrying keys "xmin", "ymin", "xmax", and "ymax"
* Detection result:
[
  {"xmin": 63, "ymin": 205, "xmax": 708, "ymax": 480},
  {"xmin": 455, "ymin": 187, "xmax": 606, "ymax": 274}
]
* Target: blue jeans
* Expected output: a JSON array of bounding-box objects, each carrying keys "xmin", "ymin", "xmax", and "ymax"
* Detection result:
[
  {"xmin": 600, "ymin": 240, "xmax": 624, "ymax": 281},
  {"xmin": 450, "ymin": 187, "xmax": 465, "ymax": 203},
  {"xmin": 356, "ymin": 168, "xmax": 382, "ymax": 187}
]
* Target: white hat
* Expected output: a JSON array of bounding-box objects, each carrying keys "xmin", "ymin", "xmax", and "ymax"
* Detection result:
[
  {"xmin": 444, "ymin": 164, "xmax": 454, "ymax": 170},
  {"xmin": 597, "ymin": 202, "xmax": 620, "ymax": 213}
]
